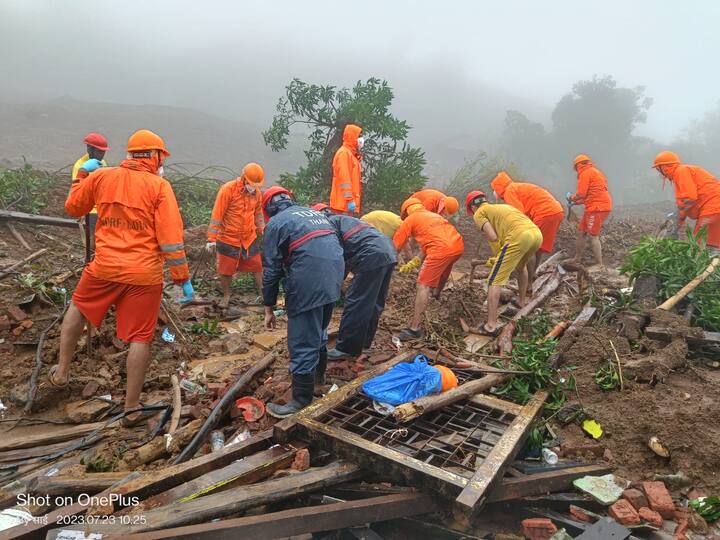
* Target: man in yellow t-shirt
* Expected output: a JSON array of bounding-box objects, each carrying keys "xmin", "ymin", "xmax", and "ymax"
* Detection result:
[
  {"xmin": 465, "ymin": 190, "xmax": 542, "ymax": 336},
  {"xmin": 360, "ymin": 210, "xmax": 402, "ymax": 238},
  {"xmin": 72, "ymin": 133, "xmax": 109, "ymax": 257}
]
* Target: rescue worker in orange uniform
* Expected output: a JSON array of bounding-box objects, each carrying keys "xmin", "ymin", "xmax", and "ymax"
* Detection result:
[
  {"xmin": 206, "ymin": 163, "xmax": 266, "ymax": 308},
  {"xmin": 330, "ymin": 124, "xmax": 363, "ymax": 215},
  {"xmin": 393, "ymin": 198, "xmax": 464, "ymax": 340},
  {"xmin": 72, "ymin": 132, "xmax": 109, "ymax": 257},
  {"xmin": 50, "ymin": 130, "xmax": 192, "ymax": 427},
  {"xmin": 411, "ymin": 188, "xmax": 460, "ymax": 218},
  {"xmin": 490, "ymin": 172, "xmax": 563, "ymax": 284},
  {"xmin": 568, "ymin": 155, "xmax": 613, "ymax": 267},
  {"xmin": 653, "ymin": 151, "xmax": 720, "ymax": 253}
]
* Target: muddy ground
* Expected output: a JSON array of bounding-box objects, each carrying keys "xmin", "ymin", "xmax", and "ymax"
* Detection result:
[{"xmin": 1, "ymin": 182, "xmax": 717, "ymax": 495}]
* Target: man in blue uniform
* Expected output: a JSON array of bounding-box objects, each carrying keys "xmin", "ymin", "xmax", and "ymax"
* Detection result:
[
  {"xmin": 262, "ymin": 188, "xmax": 345, "ymax": 418},
  {"xmin": 312, "ymin": 203, "xmax": 397, "ymax": 359}
]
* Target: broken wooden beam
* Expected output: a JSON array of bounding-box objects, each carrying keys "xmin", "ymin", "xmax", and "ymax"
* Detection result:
[
  {"xmin": 88, "ymin": 429, "xmax": 273, "ymax": 516},
  {"xmin": 0, "ymin": 209, "xmax": 79, "ymax": 229},
  {"xmin": 658, "ymin": 257, "xmax": 719, "ymax": 311},
  {"xmin": 0, "ymin": 248, "xmax": 50, "ymax": 281},
  {"xmin": 122, "ymin": 444, "xmax": 297, "ymax": 514},
  {"xmin": 487, "ymin": 464, "xmax": 613, "ymax": 502},
  {"xmin": 0, "ymin": 421, "xmax": 106, "ymax": 452},
  {"xmin": 455, "ymin": 390, "xmax": 548, "ymax": 512},
  {"xmin": 99, "ymin": 493, "xmax": 437, "ymax": 540},
  {"xmin": 28, "ymin": 472, "xmax": 131, "ymax": 498},
  {"xmin": 120, "ymin": 418, "xmax": 202, "ymax": 469}
]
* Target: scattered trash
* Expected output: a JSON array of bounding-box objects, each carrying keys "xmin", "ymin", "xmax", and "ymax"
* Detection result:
[
  {"xmin": 372, "ymin": 400, "xmax": 395, "ymax": 415},
  {"xmin": 648, "ymin": 436, "xmax": 670, "ymax": 458},
  {"xmin": 234, "ymin": 396, "xmax": 266, "ymax": 422},
  {"xmin": 161, "ymin": 327, "xmax": 176, "ymax": 343},
  {"xmin": 210, "ymin": 430, "xmax": 225, "ymax": 452},
  {"xmin": 392, "ymin": 336, "xmax": 402, "ymax": 350},
  {"xmin": 573, "ymin": 474, "xmax": 625, "ymax": 505},
  {"xmin": 227, "ymin": 429, "xmax": 251, "ymax": 445},
  {"xmin": 179, "ymin": 378, "xmax": 207, "ymax": 395},
  {"xmin": 45, "ymin": 466, "xmax": 60, "ymax": 477},
  {"xmin": 273, "ymin": 309, "xmax": 285, "ymax": 317},
  {"xmin": 582, "ymin": 419, "xmax": 603, "ymax": 439},
  {"xmin": 328, "ymin": 383, "xmax": 339, "ymax": 393},
  {"xmin": 362, "ymin": 355, "xmax": 441, "ymax": 406},
  {"xmin": 542, "ymin": 448, "xmax": 559, "ymax": 465},
  {"xmin": 690, "ymin": 495, "xmax": 720, "ymax": 522}
]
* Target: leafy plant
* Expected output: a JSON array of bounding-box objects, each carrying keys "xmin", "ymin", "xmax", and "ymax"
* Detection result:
[
  {"xmin": 0, "ymin": 164, "xmax": 54, "ymax": 213},
  {"xmin": 445, "ymin": 152, "xmax": 522, "ymax": 201},
  {"xmin": 620, "ymin": 230, "xmax": 720, "ymax": 331},
  {"xmin": 16, "ymin": 273, "xmax": 65, "ymax": 304},
  {"xmin": 516, "ymin": 310, "xmax": 554, "ymax": 341},
  {"xmin": 231, "ymin": 273, "xmax": 258, "ymax": 293},
  {"xmin": 189, "ymin": 319, "xmax": 221, "ymax": 337},
  {"xmin": 263, "ymin": 77, "xmax": 426, "ymax": 209},
  {"xmin": 690, "ymin": 496, "xmax": 720, "ymax": 522},
  {"xmin": 165, "ymin": 164, "xmax": 233, "ymax": 227},
  {"xmin": 595, "ymin": 361, "xmax": 621, "ymax": 391}
]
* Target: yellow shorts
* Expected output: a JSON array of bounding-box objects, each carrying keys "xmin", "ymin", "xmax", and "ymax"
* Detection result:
[{"xmin": 488, "ymin": 229, "xmax": 543, "ymax": 286}]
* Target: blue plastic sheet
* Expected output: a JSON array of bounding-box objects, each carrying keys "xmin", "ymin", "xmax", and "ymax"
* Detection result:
[{"xmin": 361, "ymin": 355, "xmax": 441, "ymax": 406}]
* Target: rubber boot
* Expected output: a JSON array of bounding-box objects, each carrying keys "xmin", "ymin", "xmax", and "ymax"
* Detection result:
[
  {"xmin": 267, "ymin": 373, "xmax": 315, "ymax": 419},
  {"xmin": 314, "ymin": 348, "xmax": 328, "ymax": 395}
]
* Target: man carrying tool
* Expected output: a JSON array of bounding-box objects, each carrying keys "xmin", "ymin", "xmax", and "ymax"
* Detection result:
[
  {"xmin": 568, "ymin": 154, "xmax": 613, "ymax": 268},
  {"xmin": 206, "ymin": 163, "xmax": 265, "ymax": 308},
  {"xmin": 330, "ymin": 124, "xmax": 363, "ymax": 215},
  {"xmin": 50, "ymin": 129, "xmax": 194, "ymax": 426},
  {"xmin": 311, "ymin": 203, "xmax": 397, "ymax": 360},
  {"xmin": 72, "ymin": 132, "xmax": 109, "ymax": 257},
  {"xmin": 653, "ymin": 151, "xmax": 720, "ymax": 254},
  {"xmin": 411, "ymin": 188, "xmax": 460, "ymax": 219},
  {"xmin": 392, "ymin": 198, "xmax": 464, "ymax": 341},
  {"xmin": 262, "ymin": 188, "xmax": 344, "ymax": 418},
  {"xmin": 490, "ymin": 171, "xmax": 563, "ymax": 284},
  {"xmin": 466, "ymin": 191, "xmax": 542, "ymax": 336}
]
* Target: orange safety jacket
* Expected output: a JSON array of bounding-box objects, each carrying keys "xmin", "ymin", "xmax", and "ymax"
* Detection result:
[
  {"xmin": 208, "ymin": 177, "xmax": 264, "ymax": 248},
  {"xmin": 393, "ymin": 208, "xmax": 464, "ymax": 258},
  {"xmin": 65, "ymin": 158, "xmax": 189, "ymax": 285},
  {"xmin": 491, "ymin": 172, "xmax": 563, "ymax": 222},
  {"xmin": 667, "ymin": 164, "xmax": 720, "ymax": 221},
  {"xmin": 412, "ymin": 189, "xmax": 446, "ymax": 213},
  {"xmin": 331, "ymin": 124, "xmax": 362, "ymax": 213},
  {"xmin": 571, "ymin": 162, "xmax": 612, "ymax": 212}
]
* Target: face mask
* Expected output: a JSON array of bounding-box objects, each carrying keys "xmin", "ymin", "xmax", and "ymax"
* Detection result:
[
  {"xmin": 493, "ymin": 191, "xmax": 499, "ymax": 201},
  {"xmin": 246, "ymin": 184, "xmax": 257, "ymax": 194},
  {"xmin": 158, "ymin": 166, "xmax": 165, "ymax": 178},
  {"xmin": 357, "ymin": 136, "xmax": 365, "ymax": 149}
]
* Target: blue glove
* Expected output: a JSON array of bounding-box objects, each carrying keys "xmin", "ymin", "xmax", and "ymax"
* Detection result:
[
  {"xmin": 180, "ymin": 280, "xmax": 194, "ymax": 304},
  {"xmin": 347, "ymin": 201, "xmax": 357, "ymax": 212},
  {"xmin": 565, "ymin": 191, "xmax": 573, "ymax": 203},
  {"xmin": 80, "ymin": 158, "xmax": 103, "ymax": 173}
]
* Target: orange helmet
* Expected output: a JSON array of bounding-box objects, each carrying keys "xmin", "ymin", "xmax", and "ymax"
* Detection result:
[
  {"xmin": 127, "ymin": 129, "xmax": 170, "ymax": 157},
  {"xmin": 441, "ymin": 196, "xmax": 459, "ymax": 217},
  {"xmin": 465, "ymin": 190, "xmax": 487, "ymax": 215},
  {"xmin": 434, "ymin": 365, "xmax": 458, "ymax": 392},
  {"xmin": 242, "ymin": 162, "xmax": 265, "ymax": 186},
  {"xmin": 653, "ymin": 151, "xmax": 680, "ymax": 169},
  {"xmin": 573, "ymin": 154, "xmax": 591, "ymax": 168},
  {"xmin": 262, "ymin": 185, "xmax": 294, "ymax": 222},
  {"xmin": 400, "ymin": 197, "xmax": 423, "ymax": 219}
]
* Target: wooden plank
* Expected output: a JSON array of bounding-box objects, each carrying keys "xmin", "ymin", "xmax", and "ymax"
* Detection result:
[
  {"xmin": 0, "ymin": 439, "xmax": 90, "ymax": 463},
  {"xmin": 56, "ymin": 493, "xmax": 438, "ymax": 540},
  {"xmin": 565, "ymin": 305, "xmax": 597, "ymax": 336},
  {"xmin": 28, "ymin": 472, "xmax": 130, "ymax": 497},
  {"xmin": 0, "ymin": 210, "xmax": 79, "ymax": 229},
  {"xmin": 488, "ymin": 464, "xmax": 613, "ymax": 502},
  {"xmin": 455, "ymin": 390, "xmax": 548, "ymax": 512},
  {"xmin": 124, "ymin": 445, "xmax": 296, "ymax": 514},
  {"xmin": 58, "ymin": 461, "xmax": 362, "ymax": 536},
  {"xmin": 273, "ymin": 351, "xmax": 413, "ymax": 443},
  {"xmin": 89, "ymin": 429, "xmax": 273, "ymax": 515},
  {"xmin": 0, "ymin": 422, "xmax": 105, "ymax": 452},
  {"xmin": 470, "ymin": 393, "xmax": 523, "ymax": 415},
  {"xmin": 297, "ymin": 417, "xmax": 469, "ymax": 496}
]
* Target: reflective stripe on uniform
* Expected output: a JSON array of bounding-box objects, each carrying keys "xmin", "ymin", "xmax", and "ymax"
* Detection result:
[
  {"xmin": 160, "ymin": 243, "xmax": 184, "ymax": 252},
  {"xmin": 340, "ymin": 183, "xmax": 352, "ymax": 189},
  {"xmin": 210, "ymin": 219, "xmax": 223, "ymax": 226},
  {"xmin": 342, "ymin": 222, "xmax": 369, "ymax": 240},
  {"xmin": 343, "ymin": 191, "xmax": 354, "ymax": 198},
  {"xmin": 166, "ymin": 257, "xmax": 188, "ymax": 266},
  {"xmin": 288, "ymin": 229, "xmax": 334, "ymax": 254}
]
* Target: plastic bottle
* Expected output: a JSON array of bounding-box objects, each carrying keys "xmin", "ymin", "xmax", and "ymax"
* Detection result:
[
  {"xmin": 210, "ymin": 430, "xmax": 225, "ymax": 452},
  {"xmin": 179, "ymin": 378, "xmax": 206, "ymax": 395},
  {"xmin": 542, "ymin": 448, "xmax": 559, "ymax": 465}
]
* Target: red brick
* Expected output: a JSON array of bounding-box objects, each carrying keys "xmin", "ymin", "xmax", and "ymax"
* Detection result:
[
  {"xmin": 569, "ymin": 505, "xmax": 597, "ymax": 523},
  {"xmin": 7, "ymin": 305, "xmax": 27, "ymax": 322},
  {"xmin": 521, "ymin": 518, "xmax": 557, "ymax": 540},
  {"xmin": 623, "ymin": 488, "xmax": 649, "ymax": 510},
  {"xmin": 81, "ymin": 380, "xmax": 99, "ymax": 399},
  {"xmin": 638, "ymin": 507, "xmax": 663, "ymax": 528},
  {"xmin": 291, "ymin": 448, "xmax": 310, "ymax": 471},
  {"xmin": 609, "ymin": 499, "xmax": 641, "ymax": 526},
  {"xmin": 642, "ymin": 481, "xmax": 676, "ymax": 519},
  {"xmin": 12, "ymin": 319, "xmax": 33, "ymax": 336}
]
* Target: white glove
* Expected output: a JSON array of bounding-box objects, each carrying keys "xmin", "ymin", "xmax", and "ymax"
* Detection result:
[{"xmin": 205, "ymin": 242, "xmax": 216, "ymax": 252}]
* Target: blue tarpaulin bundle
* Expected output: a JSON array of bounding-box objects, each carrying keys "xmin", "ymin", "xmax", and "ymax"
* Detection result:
[{"xmin": 362, "ymin": 354, "xmax": 441, "ymax": 406}]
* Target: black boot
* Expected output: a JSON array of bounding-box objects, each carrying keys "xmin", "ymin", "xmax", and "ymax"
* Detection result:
[
  {"xmin": 315, "ymin": 348, "xmax": 327, "ymax": 387},
  {"xmin": 267, "ymin": 373, "xmax": 315, "ymax": 419}
]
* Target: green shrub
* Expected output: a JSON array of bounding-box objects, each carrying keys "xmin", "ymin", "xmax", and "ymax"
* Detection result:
[{"xmin": 0, "ymin": 164, "xmax": 54, "ymax": 213}]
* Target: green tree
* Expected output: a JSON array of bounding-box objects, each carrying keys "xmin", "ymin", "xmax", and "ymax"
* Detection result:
[
  {"xmin": 499, "ymin": 110, "xmax": 548, "ymax": 176},
  {"xmin": 263, "ymin": 77, "xmax": 426, "ymax": 209}
]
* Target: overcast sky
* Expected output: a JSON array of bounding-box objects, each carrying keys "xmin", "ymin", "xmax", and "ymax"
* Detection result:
[{"xmin": 1, "ymin": 0, "xmax": 718, "ymax": 142}]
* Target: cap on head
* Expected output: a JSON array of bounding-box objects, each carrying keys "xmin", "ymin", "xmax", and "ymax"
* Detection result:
[
  {"xmin": 242, "ymin": 162, "xmax": 265, "ymax": 186},
  {"xmin": 573, "ymin": 154, "xmax": 591, "ymax": 168},
  {"xmin": 400, "ymin": 197, "xmax": 423, "ymax": 219},
  {"xmin": 84, "ymin": 132, "xmax": 109, "ymax": 151},
  {"xmin": 653, "ymin": 151, "xmax": 680, "ymax": 169},
  {"xmin": 465, "ymin": 190, "xmax": 487, "ymax": 215},
  {"xmin": 127, "ymin": 129, "xmax": 170, "ymax": 157},
  {"xmin": 441, "ymin": 196, "xmax": 459, "ymax": 217}
]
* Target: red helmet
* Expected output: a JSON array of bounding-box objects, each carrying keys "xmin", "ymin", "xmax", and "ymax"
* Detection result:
[
  {"xmin": 311, "ymin": 202, "xmax": 330, "ymax": 212},
  {"xmin": 262, "ymin": 186, "xmax": 294, "ymax": 222},
  {"xmin": 84, "ymin": 132, "xmax": 109, "ymax": 151},
  {"xmin": 465, "ymin": 190, "xmax": 487, "ymax": 215}
]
